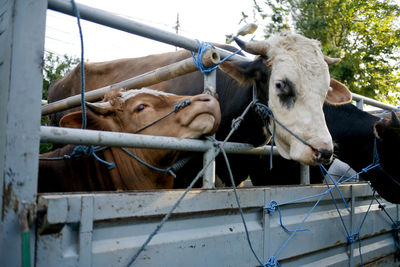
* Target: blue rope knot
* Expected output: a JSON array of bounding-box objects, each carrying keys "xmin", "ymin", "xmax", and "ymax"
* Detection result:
[
  {"xmin": 253, "ymin": 102, "xmax": 274, "ymax": 125},
  {"xmin": 347, "ymin": 232, "xmax": 359, "ymax": 244},
  {"xmin": 173, "ymin": 99, "xmax": 191, "ymax": 112},
  {"xmin": 190, "ymin": 38, "xmax": 248, "ymax": 74},
  {"xmin": 264, "ymin": 200, "xmax": 278, "ymax": 215},
  {"xmin": 264, "ymin": 256, "xmax": 279, "ymax": 267},
  {"xmin": 65, "ymin": 145, "xmax": 115, "ymax": 170},
  {"xmin": 67, "ymin": 145, "xmax": 94, "ymax": 158}
]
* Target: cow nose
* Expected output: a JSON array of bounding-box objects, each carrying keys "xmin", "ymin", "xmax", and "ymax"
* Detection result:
[
  {"xmin": 193, "ymin": 94, "xmax": 214, "ymax": 103},
  {"xmin": 314, "ymin": 148, "xmax": 333, "ymax": 164}
]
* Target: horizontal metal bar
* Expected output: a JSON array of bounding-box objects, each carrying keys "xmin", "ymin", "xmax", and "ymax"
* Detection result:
[
  {"xmin": 352, "ymin": 93, "xmax": 397, "ymax": 111},
  {"xmin": 47, "ymin": 0, "xmax": 250, "ymax": 62},
  {"xmin": 41, "ymin": 49, "xmax": 220, "ymax": 116},
  {"xmin": 40, "ymin": 126, "xmax": 279, "ymax": 156}
]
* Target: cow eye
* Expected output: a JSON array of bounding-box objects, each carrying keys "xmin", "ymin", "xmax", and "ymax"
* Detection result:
[
  {"xmin": 275, "ymin": 80, "xmax": 286, "ymax": 90},
  {"xmin": 135, "ymin": 104, "xmax": 146, "ymax": 112}
]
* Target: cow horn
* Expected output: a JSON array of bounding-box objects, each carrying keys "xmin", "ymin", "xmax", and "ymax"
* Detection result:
[
  {"xmin": 391, "ymin": 111, "xmax": 400, "ymax": 127},
  {"xmin": 234, "ymin": 36, "xmax": 268, "ymax": 56},
  {"xmin": 85, "ymin": 101, "xmax": 113, "ymax": 115},
  {"xmin": 324, "ymin": 56, "xmax": 341, "ymax": 65}
]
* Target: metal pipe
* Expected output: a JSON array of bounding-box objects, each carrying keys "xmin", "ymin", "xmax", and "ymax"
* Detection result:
[
  {"xmin": 41, "ymin": 49, "xmax": 220, "ymax": 116},
  {"xmin": 47, "ymin": 0, "xmax": 250, "ymax": 62},
  {"xmin": 300, "ymin": 164, "xmax": 310, "ymax": 185},
  {"xmin": 352, "ymin": 93, "xmax": 397, "ymax": 111},
  {"xmin": 40, "ymin": 126, "xmax": 279, "ymax": 155}
]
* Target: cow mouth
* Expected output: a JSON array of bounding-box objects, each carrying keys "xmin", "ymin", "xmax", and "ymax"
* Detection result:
[
  {"xmin": 187, "ymin": 112, "xmax": 219, "ymax": 136},
  {"xmin": 275, "ymin": 137, "xmax": 333, "ymax": 166}
]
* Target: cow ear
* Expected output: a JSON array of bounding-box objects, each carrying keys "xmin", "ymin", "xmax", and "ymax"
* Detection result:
[
  {"xmin": 59, "ymin": 111, "xmax": 84, "ymax": 128},
  {"xmin": 325, "ymin": 78, "xmax": 352, "ymax": 105},
  {"xmin": 219, "ymin": 58, "xmax": 268, "ymax": 85},
  {"xmin": 60, "ymin": 110, "xmax": 109, "ymax": 130},
  {"xmin": 373, "ymin": 121, "xmax": 386, "ymax": 140}
]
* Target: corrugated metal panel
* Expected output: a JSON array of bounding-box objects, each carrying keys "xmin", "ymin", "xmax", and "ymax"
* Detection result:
[{"xmin": 36, "ymin": 184, "xmax": 399, "ymax": 266}]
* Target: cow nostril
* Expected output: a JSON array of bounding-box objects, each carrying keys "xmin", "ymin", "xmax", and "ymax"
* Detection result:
[{"xmin": 316, "ymin": 148, "xmax": 333, "ymax": 160}]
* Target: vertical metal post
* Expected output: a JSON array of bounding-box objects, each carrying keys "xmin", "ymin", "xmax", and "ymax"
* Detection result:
[
  {"xmin": 300, "ymin": 164, "xmax": 310, "ymax": 185},
  {"xmin": 356, "ymin": 99, "xmax": 364, "ymax": 110},
  {"xmin": 349, "ymin": 185, "xmax": 355, "ymax": 267},
  {"xmin": 79, "ymin": 196, "xmax": 94, "ymax": 266},
  {"xmin": 0, "ymin": 0, "xmax": 46, "ymax": 265},
  {"xmin": 202, "ymin": 70, "xmax": 217, "ymax": 188}
]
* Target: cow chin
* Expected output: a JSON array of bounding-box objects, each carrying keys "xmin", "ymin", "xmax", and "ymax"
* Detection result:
[{"xmin": 181, "ymin": 114, "xmax": 217, "ymax": 139}]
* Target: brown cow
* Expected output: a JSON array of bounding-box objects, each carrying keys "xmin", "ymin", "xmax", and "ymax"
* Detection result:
[{"xmin": 39, "ymin": 88, "xmax": 221, "ymax": 192}]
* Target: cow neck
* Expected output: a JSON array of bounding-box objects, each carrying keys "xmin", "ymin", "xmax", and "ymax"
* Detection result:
[
  {"xmin": 103, "ymin": 147, "xmax": 175, "ymax": 190},
  {"xmin": 324, "ymin": 104, "xmax": 378, "ymax": 172}
]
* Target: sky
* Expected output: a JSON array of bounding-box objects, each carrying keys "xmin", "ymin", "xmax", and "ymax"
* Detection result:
[{"xmin": 45, "ymin": 0, "xmax": 264, "ymax": 62}]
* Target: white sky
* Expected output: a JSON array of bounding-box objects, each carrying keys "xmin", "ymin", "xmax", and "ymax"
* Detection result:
[{"xmin": 45, "ymin": 0, "xmax": 264, "ymax": 62}]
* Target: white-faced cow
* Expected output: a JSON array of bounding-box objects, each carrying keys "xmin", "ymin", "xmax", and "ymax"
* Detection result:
[
  {"xmin": 39, "ymin": 88, "xmax": 221, "ymax": 192},
  {"xmin": 250, "ymin": 103, "xmax": 400, "ymax": 204},
  {"xmin": 47, "ymin": 32, "xmax": 352, "ymax": 187}
]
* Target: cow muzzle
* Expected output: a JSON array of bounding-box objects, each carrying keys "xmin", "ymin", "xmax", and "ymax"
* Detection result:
[
  {"xmin": 286, "ymin": 140, "xmax": 334, "ymax": 166},
  {"xmin": 312, "ymin": 148, "xmax": 333, "ymax": 165}
]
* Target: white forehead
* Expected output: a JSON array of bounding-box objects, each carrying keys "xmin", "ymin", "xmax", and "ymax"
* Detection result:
[
  {"xmin": 119, "ymin": 88, "xmax": 175, "ymax": 102},
  {"xmin": 267, "ymin": 32, "xmax": 327, "ymax": 74}
]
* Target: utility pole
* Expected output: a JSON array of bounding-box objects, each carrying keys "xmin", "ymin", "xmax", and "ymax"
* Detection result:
[{"xmin": 174, "ymin": 13, "xmax": 180, "ymax": 51}]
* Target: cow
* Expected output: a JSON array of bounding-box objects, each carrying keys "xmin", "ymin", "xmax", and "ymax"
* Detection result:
[
  {"xmin": 38, "ymin": 88, "xmax": 221, "ymax": 192},
  {"xmin": 249, "ymin": 103, "xmax": 400, "ymax": 204},
  {"xmin": 47, "ymin": 32, "xmax": 352, "ymax": 187}
]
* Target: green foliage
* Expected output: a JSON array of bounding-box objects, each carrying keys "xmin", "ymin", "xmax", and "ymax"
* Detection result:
[
  {"xmin": 243, "ymin": 0, "xmax": 400, "ymax": 106},
  {"xmin": 42, "ymin": 52, "xmax": 80, "ymax": 100},
  {"xmin": 41, "ymin": 52, "xmax": 79, "ymax": 153}
]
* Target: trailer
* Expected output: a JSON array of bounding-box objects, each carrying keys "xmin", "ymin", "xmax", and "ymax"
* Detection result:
[{"xmin": 1, "ymin": 1, "xmax": 399, "ymax": 266}]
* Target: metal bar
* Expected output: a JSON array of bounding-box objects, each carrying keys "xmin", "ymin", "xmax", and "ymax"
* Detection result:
[
  {"xmin": 202, "ymin": 148, "xmax": 216, "ymax": 188},
  {"xmin": 47, "ymin": 0, "xmax": 249, "ymax": 62},
  {"xmin": 78, "ymin": 196, "xmax": 94, "ymax": 267},
  {"xmin": 300, "ymin": 164, "xmax": 310, "ymax": 185},
  {"xmin": 40, "ymin": 126, "xmax": 279, "ymax": 156},
  {"xmin": 349, "ymin": 185, "xmax": 355, "ymax": 267},
  {"xmin": 41, "ymin": 49, "xmax": 221, "ymax": 116},
  {"xmin": 0, "ymin": 0, "xmax": 47, "ymax": 265},
  {"xmin": 204, "ymin": 69, "xmax": 217, "ymax": 96},
  {"xmin": 202, "ymin": 70, "xmax": 218, "ymax": 188},
  {"xmin": 355, "ymin": 98, "xmax": 364, "ymax": 110},
  {"xmin": 352, "ymin": 93, "xmax": 397, "ymax": 111}
]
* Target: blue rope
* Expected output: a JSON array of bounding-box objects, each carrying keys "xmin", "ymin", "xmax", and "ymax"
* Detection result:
[
  {"xmin": 263, "ymin": 161, "xmax": 383, "ymax": 265},
  {"xmin": 66, "ymin": 145, "xmax": 115, "ymax": 170},
  {"xmin": 190, "ymin": 36, "xmax": 255, "ymax": 74},
  {"xmin": 70, "ymin": 0, "xmax": 86, "ymax": 129},
  {"xmin": 120, "ymin": 147, "xmax": 176, "ymax": 177},
  {"xmin": 218, "ymin": 143, "xmax": 265, "ymax": 266},
  {"xmin": 264, "ymin": 200, "xmax": 309, "ymax": 233}
]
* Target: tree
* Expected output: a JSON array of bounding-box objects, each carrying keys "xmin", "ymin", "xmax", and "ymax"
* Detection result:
[
  {"xmin": 40, "ymin": 52, "xmax": 79, "ymax": 153},
  {"xmin": 241, "ymin": 0, "xmax": 400, "ymax": 105},
  {"xmin": 42, "ymin": 51, "xmax": 80, "ymax": 101}
]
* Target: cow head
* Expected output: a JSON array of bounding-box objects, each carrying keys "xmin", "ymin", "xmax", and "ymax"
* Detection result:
[
  {"xmin": 372, "ymin": 111, "xmax": 400, "ymax": 203},
  {"xmin": 219, "ymin": 32, "xmax": 352, "ymax": 165},
  {"xmin": 59, "ymin": 88, "xmax": 221, "ymax": 139}
]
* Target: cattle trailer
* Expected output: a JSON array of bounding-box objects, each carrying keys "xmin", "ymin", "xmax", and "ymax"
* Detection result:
[{"xmin": 1, "ymin": 0, "xmax": 399, "ymax": 266}]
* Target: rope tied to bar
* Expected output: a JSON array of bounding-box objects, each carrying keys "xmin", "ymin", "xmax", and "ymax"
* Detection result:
[
  {"xmin": 65, "ymin": 145, "xmax": 115, "ymax": 170},
  {"xmin": 191, "ymin": 36, "xmax": 255, "ymax": 74}
]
